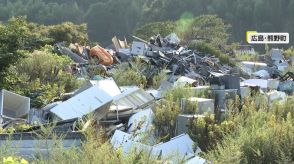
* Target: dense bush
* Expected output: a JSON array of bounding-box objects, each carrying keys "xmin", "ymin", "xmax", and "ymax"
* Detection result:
[
  {"xmin": 284, "ymin": 47, "xmax": 294, "ymax": 58},
  {"xmin": 154, "ymin": 86, "xmax": 210, "ymax": 141},
  {"xmin": 189, "ymin": 41, "xmax": 233, "ymax": 65},
  {"xmin": 134, "ymin": 21, "xmax": 176, "ymax": 40},
  {"xmin": 3, "ymin": 46, "xmax": 81, "ymax": 108},
  {"xmin": 0, "ymin": 17, "xmax": 50, "ymax": 76},
  {"xmin": 112, "ymin": 62, "xmax": 147, "ymax": 88},
  {"xmin": 46, "ymin": 22, "xmax": 88, "ymax": 44},
  {"xmin": 203, "ymin": 96, "xmax": 294, "ymax": 163}
]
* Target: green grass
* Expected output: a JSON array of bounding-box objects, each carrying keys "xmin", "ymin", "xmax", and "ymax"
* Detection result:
[{"xmin": 234, "ymin": 53, "xmax": 258, "ymax": 61}]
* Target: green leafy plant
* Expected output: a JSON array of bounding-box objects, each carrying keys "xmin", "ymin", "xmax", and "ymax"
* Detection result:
[{"xmin": 3, "ymin": 47, "xmax": 81, "ymax": 108}]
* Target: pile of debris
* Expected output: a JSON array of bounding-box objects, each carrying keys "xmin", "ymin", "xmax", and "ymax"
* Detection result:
[
  {"xmin": 1, "ymin": 32, "xmax": 293, "ymax": 163},
  {"xmin": 0, "ymin": 77, "xmax": 205, "ymax": 163}
]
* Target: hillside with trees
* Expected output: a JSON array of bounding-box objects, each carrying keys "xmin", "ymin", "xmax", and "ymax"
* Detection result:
[
  {"xmin": 0, "ymin": 0, "xmax": 293, "ymax": 47},
  {"xmin": 0, "ymin": 1, "xmax": 294, "ymax": 163}
]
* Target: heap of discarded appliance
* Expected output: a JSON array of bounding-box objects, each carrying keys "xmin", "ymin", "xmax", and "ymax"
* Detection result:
[{"xmin": 0, "ymin": 33, "xmax": 293, "ymax": 163}]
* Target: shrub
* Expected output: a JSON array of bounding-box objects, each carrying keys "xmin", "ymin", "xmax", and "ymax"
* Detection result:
[
  {"xmin": 2, "ymin": 156, "xmax": 28, "ymax": 164},
  {"xmin": 189, "ymin": 41, "xmax": 234, "ymax": 66},
  {"xmin": 112, "ymin": 59, "xmax": 147, "ymax": 88},
  {"xmin": 134, "ymin": 21, "xmax": 176, "ymax": 40},
  {"xmin": 154, "ymin": 86, "xmax": 208, "ymax": 141},
  {"xmin": 234, "ymin": 53, "xmax": 258, "ymax": 61},
  {"xmin": 47, "ymin": 22, "xmax": 88, "ymax": 44},
  {"xmin": 151, "ymin": 69, "xmax": 168, "ymax": 89},
  {"xmin": 284, "ymin": 47, "xmax": 294, "ymax": 58},
  {"xmin": 188, "ymin": 114, "xmax": 236, "ymax": 151},
  {"xmin": 204, "ymin": 96, "xmax": 294, "ymax": 163},
  {"xmin": 3, "ymin": 46, "xmax": 81, "ymax": 108}
]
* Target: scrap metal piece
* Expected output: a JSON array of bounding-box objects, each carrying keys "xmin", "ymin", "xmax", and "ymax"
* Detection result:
[
  {"xmin": 242, "ymin": 79, "xmax": 268, "ymax": 89},
  {"xmin": 174, "ymin": 76, "xmax": 198, "ymax": 87},
  {"xmin": 153, "ymin": 134, "xmax": 195, "ymax": 161},
  {"xmin": 55, "ymin": 43, "xmax": 88, "ymax": 64},
  {"xmin": 131, "ymin": 41, "xmax": 147, "ymax": 56},
  {"xmin": 111, "ymin": 130, "xmax": 204, "ymax": 163},
  {"xmin": 279, "ymin": 72, "xmax": 294, "ymax": 81},
  {"xmin": 127, "ymin": 109, "xmax": 155, "ymax": 142},
  {"xmin": 253, "ymin": 70, "xmax": 270, "ymax": 79},
  {"xmin": 212, "ymin": 89, "xmax": 238, "ymax": 112},
  {"xmin": 50, "ymin": 86, "xmax": 113, "ymax": 120},
  {"xmin": 238, "ymin": 61, "xmax": 268, "ymax": 76},
  {"xmin": 267, "ymin": 91, "xmax": 287, "ymax": 105},
  {"xmin": 90, "ymin": 45, "xmax": 114, "ymax": 66},
  {"xmin": 278, "ymin": 80, "xmax": 294, "ymax": 94},
  {"xmin": 164, "ymin": 33, "xmax": 180, "ymax": 46},
  {"xmin": 110, "ymin": 130, "xmax": 152, "ymax": 154},
  {"xmin": 176, "ymin": 114, "xmax": 205, "ymax": 136},
  {"xmin": 185, "ymin": 156, "xmax": 206, "ymax": 164},
  {"xmin": 209, "ymin": 72, "xmax": 240, "ymax": 92},
  {"xmin": 0, "ymin": 132, "xmax": 84, "ymax": 160},
  {"xmin": 0, "ymin": 89, "xmax": 30, "ymax": 124},
  {"xmin": 270, "ymin": 48, "xmax": 284, "ymax": 62},
  {"xmin": 181, "ymin": 98, "xmax": 215, "ymax": 114},
  {"xmin": 74, "ymin": 78, "xmax": 121, "ymax": 97},
  {"xmin": 113, "ymin": 87, "xmax": 154, "ymax": 110},
  {"xmin": 106, "ymin": 87, "xmax": 155, "ymax": 120}
]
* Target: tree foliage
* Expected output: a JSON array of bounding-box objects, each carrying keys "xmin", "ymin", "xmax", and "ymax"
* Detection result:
[
  {"xmin": 134, "ymin": 21, "xmax": 176, "ymax": 41},
  {"xmin": 0, "ymin": 17, "xmax": 50, "ymax": 77},
  {"xmin": 0, "ymin": 0, "xmax": 293, "ymax": 47},
  {"xmin": 46, "ymin": 22, "xmax": 88, "ymax": 44}
]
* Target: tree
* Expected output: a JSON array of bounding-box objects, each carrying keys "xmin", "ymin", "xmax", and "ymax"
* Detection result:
[
  {"xmin": 134, "ymin": 21, "xmax": 176, "ymax": 40},
  {"xmin": 85, "ymin": 0, "xmax": 142, "ymax": 45},
  {"xmin": 47, "ymin": 22, "xmax": 88, "ymax": 44},
  {"xmin": 0, "ymin": 17, "xmax": 50, "ymax": 76},
  {"xmin": 181, "ymin": 15, "xmax": 230, "ymax": 49}
]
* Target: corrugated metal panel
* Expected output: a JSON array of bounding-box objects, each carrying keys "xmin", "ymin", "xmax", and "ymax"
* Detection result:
[
  {"xmin": 113, "ymin": 87, "xmax": 154, "ymax": 110},
  {"xmin": 74, "ymin": 78, "xmax": 121, "ymax": 97},
  {"xmin": 50, "ymin": 86, "xmax": 113, "ymax": 120}
]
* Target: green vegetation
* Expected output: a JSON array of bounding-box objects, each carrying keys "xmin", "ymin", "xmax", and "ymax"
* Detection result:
[
  {"xmin": 134, "ymin": 21, "xmax": 176, "ymax": 40},
  {"xmin": 0, "ymin": 0, "xmax": 293, "ymax": 47},
  {"xmin": 112, "ymin": 60, "xmax": 147, "ymax": 88},
  {"xmin": 234, "ymin": 53, "xmax": 258, "ymax": 62},
  {"xmin": 203, "ymin": 96, "xmax": 294, "ymax": 163},
  {"xmin": 2, "ymin": 156, "xmax": 28, "ymax": 164},
  {"xmin": 189, "ymin": 41, "xmax": 233, "ymax": 65},
  {"xmin": 284, "ymin": 47, "xmax": 294, "ymax": 58},
  {"xmin": 0, "ymin": 17, "xmax": 49, "ymax": 76},
  {"xmin": 0, "ymin": 3, "xmax": 294, "ymax": 163},
  {"xmin": 0, "ymin": 120, "xmax": 158, "ymax": 163},
  {"xmin": 45, "ymin": 22, "xmax": 88, "ymax": 44},
  {"xmin": 154, "ymin": 86, "xmax": 210, "ymax": 141},
  {"xmin": 3, "ymin": 46, "xmax": 81, "ymax": 108}
]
